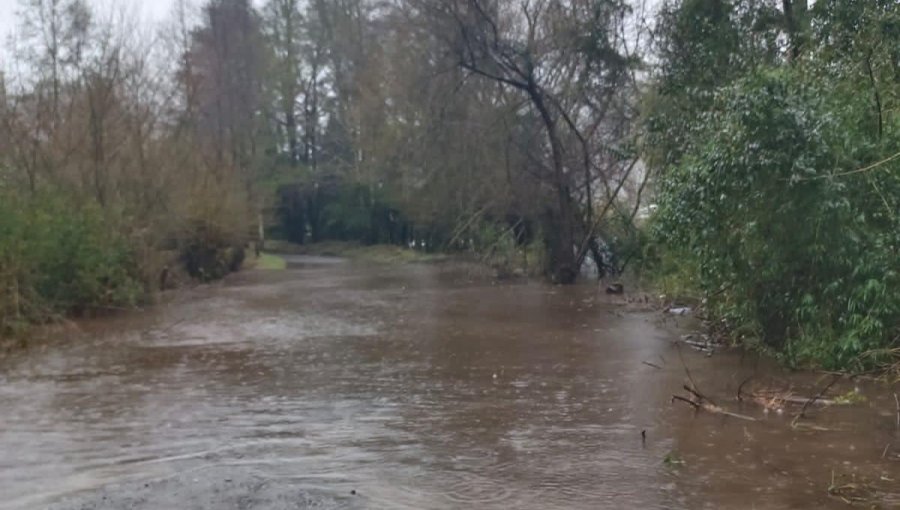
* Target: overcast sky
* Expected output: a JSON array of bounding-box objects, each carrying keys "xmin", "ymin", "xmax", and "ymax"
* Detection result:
[
  {"xmin": 0, "ymin": 0, "xmax": 175, "ymax": 42},
  {"xmin": 0, "ymin": 0, "xmax": 268, "ymax": 63}
]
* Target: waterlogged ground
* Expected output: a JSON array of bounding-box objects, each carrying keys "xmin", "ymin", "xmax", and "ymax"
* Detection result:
[{"xmin": 0, "ymin": 256, "xmax": 898, "ymax": 509}]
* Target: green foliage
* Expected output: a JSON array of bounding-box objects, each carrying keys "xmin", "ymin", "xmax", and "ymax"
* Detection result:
[
  {"xmin": 470, "ymin": 220, "xmax": 526, "ymax": 276},
  {"xmin": 652, "ymin": 66, "xmax": 900, "ymax": 369},
  {"xmin": 322, "ymin": 184, "xmax": 379, "ymax": 242},
  {"xmin": 646, "ymin": 0, "xmax": 900, "ymax": 370},
  {"xmin": 637, "ymin": 237, "xmax": 703, "ymax": 304},
  {"xmin": 648, "ymin": 0, "xmax": 780, "ymax": 168},
  {"xmin": 832, "ymin": 388, "xmax": 866, "ymax": 405},
  {"xmin": 663, "ymin": 450, "xmax": 686, "ymax": 466},
  {"xmin": 0, "ymin": 191, "xmax": 144, "ymax": 334},
  {"xmin": 256, "ymin": 252, "xmax": 287, "ymax": 270},
  {"xmin": 315, "ymin": 183, "xmax": 413, "ymax": 247}
]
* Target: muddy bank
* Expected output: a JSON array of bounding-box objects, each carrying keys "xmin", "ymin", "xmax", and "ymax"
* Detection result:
[{"xmin": 0, "ymin": 256, "xmax": 898, "ymax": 509}]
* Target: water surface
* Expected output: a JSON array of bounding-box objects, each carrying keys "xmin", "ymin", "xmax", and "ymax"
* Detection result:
[{"xmin": 1, "ymin": 256, "xmax": 897, "ymax": 509}]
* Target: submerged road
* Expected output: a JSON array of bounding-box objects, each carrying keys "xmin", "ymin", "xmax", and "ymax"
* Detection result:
[{"xmin": 0, "ymin": 256, "xmax": 897, "ymax": 509}]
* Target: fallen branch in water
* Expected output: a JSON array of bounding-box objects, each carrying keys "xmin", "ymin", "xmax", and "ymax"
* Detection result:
[
  {"xmin": 672, "ymin": 393, "xmax": 758, "ymax": 421},
  {"xmin": 792, "ymin": 375, "xmax": 841, "ymax": 427},
  {"xmin": 642, "ymin": 361, "xmax": 663, "ymax": 370},
  {"xmin": 672, "ymin": 382, "xmax": 756, "ymax": 421},
  {"xmin": 672, "ymin": 395, "xmax": 700, "ymax": 410},
  {"xmin": 743, "ymin": 386, "xmax": 840, "ymax": 412},
  {"xmin": 676, "ymin": 343, "xmax": 704, "ymax": 398},
  {"xmin": 683, "ymin": 384, "xmax": 716, "ymax": 406},
  {"xmin": 781, "ymin": 395, "xmax": 837, "ymax": 405},
  {"xmin": 894, "ymin": 393, "xmax": 899, "ymax": 430},
  {"xmin": 737, "ymin": 375, "xmax": 754, "ymax": 402},
  {"xmin": 828, "ymin": 471, "xmax": 879, "ymax": 505},
  {"xmin": 792, "ymin": 422, "xmax": 835, "ymax": 432},
  {"xmin": 711, "ymin": 406, "xmax": 758, "ymax": 421},
  {"xmin": 675, "ymin": 334, "xmax": 715, "ymax": 355},
  {"xmin": 671, "ymin": 343, "xmax": 755, "ymax": 420}
]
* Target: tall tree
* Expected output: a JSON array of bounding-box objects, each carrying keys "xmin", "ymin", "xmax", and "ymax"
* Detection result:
[
  {"xmin": 418, "ymin": 0, "xmax": 640, "ymax": 282},
  {"xmin": 262, "ymin": 0, "xmax": 304, "ymax": 166},
  {"xmin": 185, "ymin": 0, "xmax": 266, "ymax": 179}
]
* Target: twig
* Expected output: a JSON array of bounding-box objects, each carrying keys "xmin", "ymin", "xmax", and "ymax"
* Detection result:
[
  {"xmin": 683, "ymin": 384, "xmax": 714, "ymax": 406},
  {"xmin": 894, "ymin": 393, "xmax": 899, "ymax": 430},
  {"xmin": 737, "ymin": 375, "xmax": 754, "ymax": 402},
  {"xmin": 795, "ymin": 149, "xmax": 900, "ymax": 181},
  {"xmin": 443, "ymin": 206, "xmax": 487, "ymax": 250},
  {"xmin": 672, "ymin": 395, "xmax": 700, "ymax": 410},
  {"xmin": 714, "ymin": 407, "xmax": 758, "ymax": 422},
  {"xmin": 792, "ymin": 375, "xmax": 841, "ymax": 426},
  {"xmin": 675, "ymin": 344, "xmax": 717, "ymax": 405},
  {"xmin": 883, "ymin": 444, "xmax": 891, "ymax": 459},
  {"xmin": 675, "ymin": 343, "xmax": 700, "ymax": 395},
  {"xmin": 642, "ymin": 361, "xmax": 662, "ymax": 370},
  {"xmin": 672, "ymin": 394, "xmax": 757, "ymax": 421}
]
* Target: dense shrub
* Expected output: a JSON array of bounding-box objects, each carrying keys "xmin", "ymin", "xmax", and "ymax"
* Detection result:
[
  {"xmin": 652, "ymin": 70, "xmax": 900, "ymax": 369},
  {"xmin": 180, "ymin": 220, "xmax": 247, "ymax": 281},
  {"xmin": 0, "ymin": 191, "xmax": 143, "ymax": 335}
]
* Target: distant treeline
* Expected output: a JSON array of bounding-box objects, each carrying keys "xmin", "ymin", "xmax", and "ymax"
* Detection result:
[
  {"xmin": 1, "ymin": 0, "xmax": 649, "ymax": 339},
  {"xmin": 5, "ymin": 0, "xmax": 893, "ymax": 370}
]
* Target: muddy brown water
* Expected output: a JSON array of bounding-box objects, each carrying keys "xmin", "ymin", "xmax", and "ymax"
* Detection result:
[{"xmin": 1, "ymin": 256, "xmax": 898, "ymax": 509}]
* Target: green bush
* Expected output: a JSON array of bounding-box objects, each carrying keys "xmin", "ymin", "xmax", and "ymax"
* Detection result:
[
  {"xmin": 0, "ymin": 191, "xmax": 143, "ymax": 334},
  {"xmin": 653, "ymin": 69, "xmax": 900, "ymax": 369}
]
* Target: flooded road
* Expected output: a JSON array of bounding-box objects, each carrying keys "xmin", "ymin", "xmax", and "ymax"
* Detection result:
[{"xmin": 1, "ymin": 256, "xmax": 898, "ymax": 509}]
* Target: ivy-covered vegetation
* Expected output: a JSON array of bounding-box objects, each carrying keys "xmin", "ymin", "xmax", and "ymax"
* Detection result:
[{"xmin": 646, "ymin": 0, "xmax": 900, "ymax": 369}]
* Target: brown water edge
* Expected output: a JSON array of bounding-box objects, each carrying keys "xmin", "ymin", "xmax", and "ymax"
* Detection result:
[{"xmin": 0, "ymin": 256, "xmax": 897, "ymax": 510}]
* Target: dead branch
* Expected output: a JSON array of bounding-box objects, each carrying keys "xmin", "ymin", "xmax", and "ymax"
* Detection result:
[
  {"xmin": 737, "ymin": 375, "xmax": 754, "ymax": 402},
  {"xmin": 780, "ymin": 395, "xmax": 835, "ymax": 405},
  {"xmin": 672, "ymin": 394, "xmax": 757, "ymax": 421},
  {"xmin": 710, "ymin": 406, "xmax": 758, "ymax": 421},
  {"xmin": 894, "ymin": 393, "xmax": 899, "ymax": 430},
  {"xmin": 675, "ymin": 343, "xmax": 699, "ymax": 391},
  {"xmin": 683, "ymin": 384, "xmax": 714, "ymax": 405},
  {"xmin": 642, "ymin": 361, "xmax": 662, "ymax": 370},
  {"xmin": 672, "ymin": 395, "xmax": 700, "ymax": 409},
  {"xmin": 792, "ymin": 374, "xmax": 841, "ymax": 426}
]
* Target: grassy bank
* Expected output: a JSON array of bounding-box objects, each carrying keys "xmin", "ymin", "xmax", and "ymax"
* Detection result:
[{"xmin": 254, "ymin": 252, "xmax": 287, "ymax": 270}]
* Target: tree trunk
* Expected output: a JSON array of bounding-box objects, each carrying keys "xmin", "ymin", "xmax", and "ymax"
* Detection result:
[
  {"xmin": 286, "ymin": 109, "xmax": 299, "ymax": 164},
  {"xmin": 782, "ymin": 0, "xmax": 808, "ymax": 61},
  {"xmin": 529, "ymin": 82, "xmax": 578, "ymax": 284}
]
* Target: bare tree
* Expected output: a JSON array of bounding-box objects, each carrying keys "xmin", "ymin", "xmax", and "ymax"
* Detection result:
[
  {"xmin": 417, "ymin": 0, "xmax": 639, "ymax": 282},
  {"xmin": 185, "ymin": 0, "xmax": 266, "ymax": 179},
  {"xmin": 262, "ymin": 0, "xmax": 304, "ymax": 165}
]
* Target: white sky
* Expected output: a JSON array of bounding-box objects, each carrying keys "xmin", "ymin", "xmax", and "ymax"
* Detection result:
[
  {"xmin": 0, "ymin": 0, "xmax": 173, "ymax": 41},
  {"xmin": 0, "ymin": 0, "xmax": 266, "ymax": 64}
]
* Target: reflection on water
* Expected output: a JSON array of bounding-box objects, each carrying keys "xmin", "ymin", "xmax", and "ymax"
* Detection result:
[{"xmin": 0, "ymin": 256, "xmax": 897, "ymax": 509}]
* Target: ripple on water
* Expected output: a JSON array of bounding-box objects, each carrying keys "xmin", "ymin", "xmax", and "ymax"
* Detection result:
[
  {"xmin": 143, "ymin": 311, "xmax": 378, "ymax": 348},
  {"xmin": 3, "ymin": 258, "xmax": 898, "ymax": 510}
]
